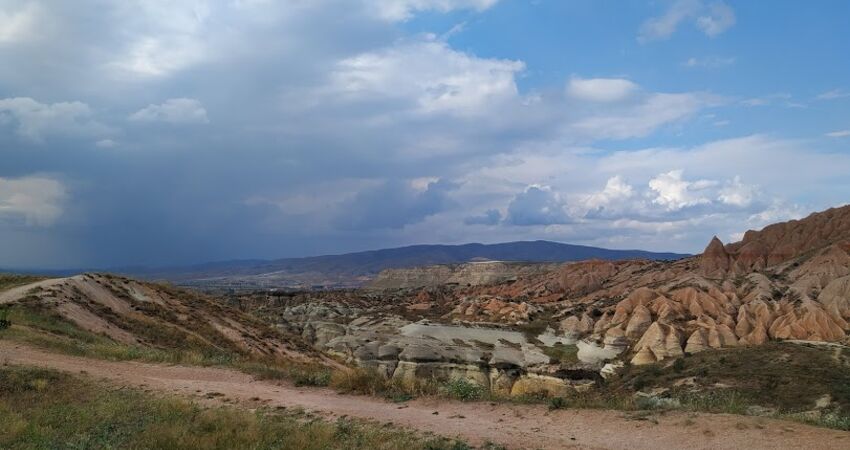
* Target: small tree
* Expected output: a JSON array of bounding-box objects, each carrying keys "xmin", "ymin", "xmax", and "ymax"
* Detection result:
[{"xmin": 0, "ymin": 307, "xmax": 10, "ymax": 330}]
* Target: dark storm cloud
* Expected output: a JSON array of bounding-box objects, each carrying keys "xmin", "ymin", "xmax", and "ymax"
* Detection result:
[{"xmin": 0, "ymin": 0, "xmax": 832, "ymax": 267}]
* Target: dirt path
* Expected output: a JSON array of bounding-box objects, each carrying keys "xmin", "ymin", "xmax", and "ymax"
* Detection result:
[{"xmin": 2, "ymin": 342, "xmax": 848, "ymax": 449}]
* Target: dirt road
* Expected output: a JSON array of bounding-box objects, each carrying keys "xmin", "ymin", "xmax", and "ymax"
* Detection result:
[{"xmin": 1, "ymin": 342, "xmax": 848, "ymax": 449}]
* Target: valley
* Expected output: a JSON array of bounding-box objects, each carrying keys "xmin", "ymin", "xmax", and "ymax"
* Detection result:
[{"xmin": 3, "ymin": 205, "xmax": 850, "ymax": 448}]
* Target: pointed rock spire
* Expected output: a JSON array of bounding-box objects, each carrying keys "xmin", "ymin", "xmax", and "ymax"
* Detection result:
[{"xmin": 700, "ymin": 236, "xmax": 732, "ymax": 277}]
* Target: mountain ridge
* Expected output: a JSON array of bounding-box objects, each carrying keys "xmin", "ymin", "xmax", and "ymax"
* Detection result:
[{"xmin": 125, "ymin": 240, "xmax": 690, "ymax": 289}]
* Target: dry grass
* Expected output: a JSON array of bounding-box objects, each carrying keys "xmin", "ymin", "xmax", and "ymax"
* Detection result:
[
  {"xmin": 0, "ymin": 274, "xmax": 47, "ymax": 292},
  {"xmin": 0, "ymin": 366, "xmax": 470, "ymax": 450},
  {"xmin": 330, "ymin": 368, "xmax": 441, "ymax": 401},
  {"xmin": 0, "ymin": 304, "xmax": 334, "ymax": 387}
]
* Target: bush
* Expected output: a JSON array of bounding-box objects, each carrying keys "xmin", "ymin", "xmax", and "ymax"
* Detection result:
[
  {"xmin": 443, "ymin": 378, "xmax": 485, "ymax": 402},
  {"xmin": 548, "ymin": 396, "xmax": 567, "ymax": 410},
  {"xmin": 0, "ymin": 307, "xmax": 9, "ymax": 330},
  {"xmin": 290, "ymin": 367, "xmax": 332, "ymax": 387},
  {"xmin": 330, "ymin": 368, "xmax": 388, "ymax": 395}
]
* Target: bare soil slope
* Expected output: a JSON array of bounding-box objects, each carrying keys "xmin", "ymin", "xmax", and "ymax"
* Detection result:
[{"xmin": 0, "ymin": 274, "xmax": 320, "ymax": 363}]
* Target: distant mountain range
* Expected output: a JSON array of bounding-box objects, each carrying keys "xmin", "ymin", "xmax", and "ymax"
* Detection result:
[{"xmin": 123, "ymin": 240, "xmax": 689, "ymax": 290}]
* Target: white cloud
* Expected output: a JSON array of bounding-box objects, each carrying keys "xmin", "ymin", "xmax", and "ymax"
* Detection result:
[
  {"xmin": 0, "ymin": 2, "xmax": 41, "ymax": 44},
  {"xmin": 330, "ymin": 39, "xmax": 525, "ymax": 116},
  {"xmin": 571, "ymin": 92, "xmax": 707, "ymax": 140},
  {"xmin": 639, "ymin": 0, "xmax": 735, "ymax": 43},
  {"xmin": 567, "ymin": 77, "xmax": 637, "ymax": 103},
  {"xmin": 683, "ymin": 56, "xmax": 735, "ymax": 68},
  {"xmin": 370, "ymin": 0, "xmax": 498, "ymax": 22},
  {"xmin": 649, "ymin": 170, "xmax": 715, "ymax": 210},
  {"xmin": 739, "ymin": 93, "xmax": 804, "ymax": 109},
  {"xmin": 826, "ymin": 130, "xmax": 850, "ymax": 138},
  {"xmin": 583, "ymin": 176, "xmax": 634, "ymax": 210},
  {"xmin": 695, "ymin": 2, "xmax": 735, "ymax": 36},
  {"xmin": 718, "ymin": 176, "xmax": 757, "ymax": 207},
  {"xmin": 129, "ymin": 98, "xmax": 209, "ymax": 124},
  {"xmin": 0, "ymin": 97, "xmax": 108, "ymax": 141},
  {"xmin": 0, "ymin": 176, "xmax": 66, "ymax": 226},
  {"xmin": 816, "ymin": 89, "xmax": 850, "ymax": 100}
]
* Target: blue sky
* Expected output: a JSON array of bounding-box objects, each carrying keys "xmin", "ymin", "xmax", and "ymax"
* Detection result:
[{"xmin": 1, "ymin": 0, "xmax": 849, "ymax": 268}]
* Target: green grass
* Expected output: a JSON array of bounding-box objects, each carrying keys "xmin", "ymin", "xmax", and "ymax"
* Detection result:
[
  {"xmin": 611, "ymin": 342, "xmax": 850, "ymax": 415},
  {"xmin": 0, "ymin": 366, "xmax": 469, "ymax": 450},
  {"xmin": 442, "ymin": 378, "xmax": 486, "ymax": 402}
]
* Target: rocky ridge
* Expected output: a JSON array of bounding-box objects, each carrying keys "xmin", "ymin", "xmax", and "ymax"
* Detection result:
[
  {"xmin": 367, "ymin": 261, "xmax": 560, "ymax": 290},
  {"xmin": 526, "ymin": 205, "xmax": 850, "ymax": 365}
]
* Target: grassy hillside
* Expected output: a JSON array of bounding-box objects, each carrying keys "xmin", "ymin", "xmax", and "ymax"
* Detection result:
[
  {"xmin": 0, "ymin": 274, "xmax": 46, "ymax": 292},
  {"xmin": 547, "ymin": 342, "xmax": 850, "ymax": 431}
]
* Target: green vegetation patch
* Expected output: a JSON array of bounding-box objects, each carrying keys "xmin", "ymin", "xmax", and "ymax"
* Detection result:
[
  {"xmin": 0, "ymin": 366, "xmax": 468, "ymax": 450},
  {"xmin": 612, "ymin": 343, "xmax": 850, "ymax": 415},
  {"xmin": 541, "ymin": 343, "xmax": 579, "ymax": 365}
]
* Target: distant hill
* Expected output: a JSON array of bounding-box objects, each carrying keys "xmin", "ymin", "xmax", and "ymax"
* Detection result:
[{"xmin": 129, "ymin": 240, "xmax": 689, "ymax": 290}]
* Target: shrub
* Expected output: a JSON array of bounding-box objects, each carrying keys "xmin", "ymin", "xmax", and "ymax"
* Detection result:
[
  {"xmin": 548, "ymin": 396, "xmax": 567, "ymax": 410},
  {"xmin": 0, "ymin": 307, "xmax": 10, "ymax": 330},
  {"xmin": 330, "ymin": 368, "xmax": 388, "ymax": 395},
  {"xmin": 443, "ymin": 378, "xmax": 485, "ymax": 402}
]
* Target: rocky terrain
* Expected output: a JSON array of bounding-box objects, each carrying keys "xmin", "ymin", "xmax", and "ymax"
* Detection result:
[
  {"xmin": 367, "ymin": 261, "xmax": 561, "ymax": 290},
  {"xmin": 2, "ymin": 205, "xmax": 849, "ymax": 432},
  {"xmin": 229, "ymin": 204, "xmax": 850, "ymax": 401}
]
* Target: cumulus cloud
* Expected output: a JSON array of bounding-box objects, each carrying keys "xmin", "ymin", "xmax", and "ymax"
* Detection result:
[
  {"xmin": 0, "ymin": 97, "xmax": 108, "ymax": 141},
  {"xmin": 576, "ymin": 171, "xmax": 759, "ymax": 222},
  {"xmin": 567, "ymin": 77, "xmax": 637, "ymax": 103},
  {"xmin": 649, "ymin": 170, "xmax": 716, "ymax": 210},
  {"xmin": 0, "ymin": 176, "xmax": 66, "ymax": 226},
  {"xmin": 330, "ymin": 38, "xmax": 525, "ymax": 116},
  {"xmin": 583, "ymin": 176, "xmax": 634, "ymax": 210},
  {"xmin": 505, "ymin": 185, "xmax": 570, "ymax": 226},
  {"xmin": 639, "ymin": 0, "xmax": 735, "ymax": 43},
  {"xmin": 370, "ymin": 0, "xmax": 499, "ymax": 22},
  {"xmin": 129, "ymin": 98, "xmax": 209, "ymax": 124},
  {"xmin": 0, "ymin": 0, "xmax": 842, "ymax": 265},
  {"xmin": 717, "ymin": 176, "xmax": 758, "ymax": 207}
]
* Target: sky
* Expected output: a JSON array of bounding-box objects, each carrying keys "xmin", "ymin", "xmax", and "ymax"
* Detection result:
[{"xmin": 1, "ymin": 0, "xmax": 850, "ymax": 268}]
